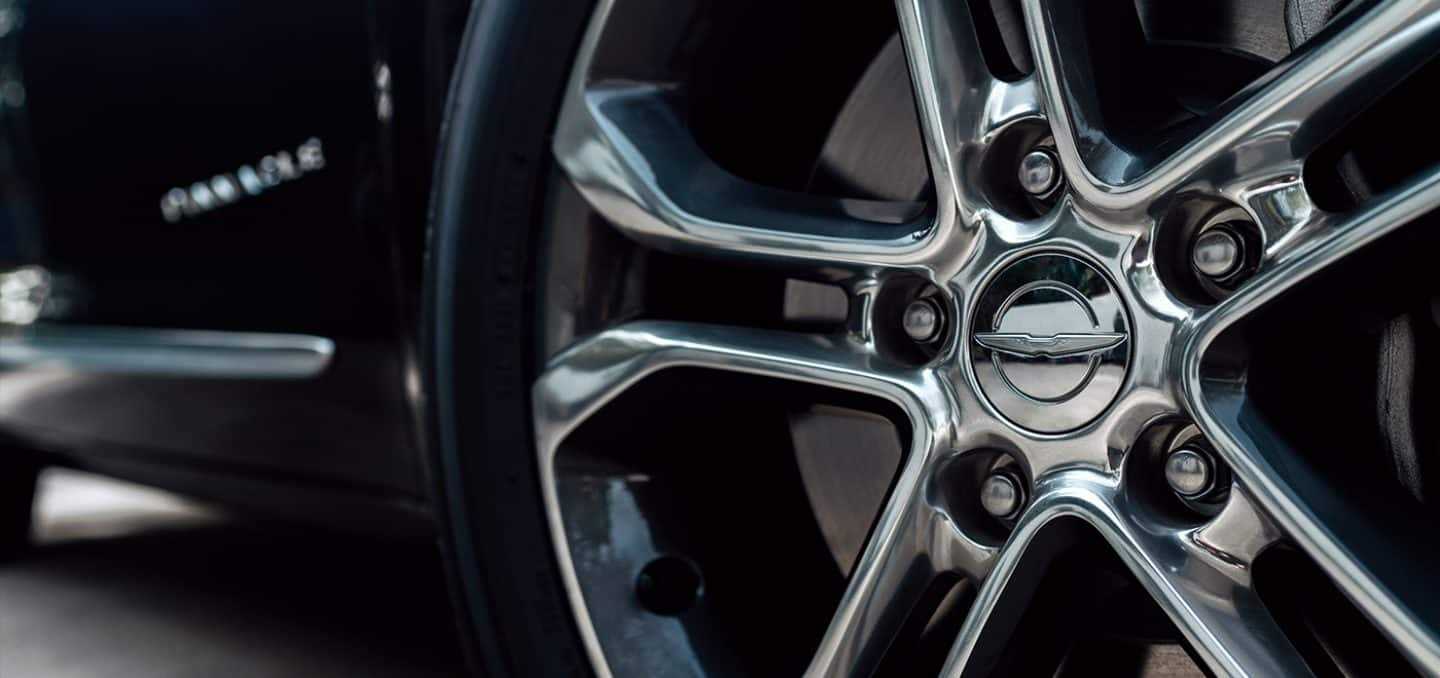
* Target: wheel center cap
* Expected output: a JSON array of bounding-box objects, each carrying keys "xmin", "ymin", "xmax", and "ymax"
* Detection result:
[{"xmin": 970, "ymin": 253, "xmax": 1130, "ymax": 433}]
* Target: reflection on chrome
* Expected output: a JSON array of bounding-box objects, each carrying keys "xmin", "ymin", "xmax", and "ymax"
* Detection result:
[
  {"xmin": 374, "ymin": 61, "xmax": 393, "ymax": 123},
  {"xmin": 0, "ymin": 264, "xmax": 48, "ymax": 326},
  {"xmin": 969, "ymin": 253, "xmax": 1131, "ymax": 433},
  {"xmin": 0, "ymin": 324, "xmax": 335, "ymax": 379}
]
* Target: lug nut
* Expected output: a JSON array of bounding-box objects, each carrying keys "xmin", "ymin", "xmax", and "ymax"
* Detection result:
[
  {"xmin": 1192, "ymin": 227, "xmax": 1244, "ymax": 279},
  {"xmin": 1164, "ymin": 447, "xmax": 1214, "ymax": 498},
  {"xmin": 902, "ymin": 298, "xmax": 943, "ymax": 343},
  {"xmin": 980, "ymin": 471, "xmax": 1025, "ymax": 519},
  {"xmin": 1018, "ymin": 148, "xmax": 1060, "ymax": 197}
]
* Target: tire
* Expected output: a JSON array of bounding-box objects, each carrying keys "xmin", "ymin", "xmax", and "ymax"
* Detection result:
[{"xmin": 422, "ymin": 0, "xmax": 594, "ymax": 675}]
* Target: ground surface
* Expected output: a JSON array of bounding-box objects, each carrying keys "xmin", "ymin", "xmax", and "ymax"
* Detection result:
[
  {"xmin": 0, "ymin": 469, "xmax": 467, "ymax": 678},
  {"xmin": 0, "ymin": 470, "xmax": 1205, "ymax": 677}
]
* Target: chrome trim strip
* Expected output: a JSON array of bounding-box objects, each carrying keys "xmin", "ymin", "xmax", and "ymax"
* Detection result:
[{"xmin": 0, "ymin": 325, "xmax": 335, "ymax": 379}]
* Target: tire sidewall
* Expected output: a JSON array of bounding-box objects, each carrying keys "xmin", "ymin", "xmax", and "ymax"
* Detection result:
[{"xmin": 422, "ymin": 1, "xmax": 594, "ymax": 675}]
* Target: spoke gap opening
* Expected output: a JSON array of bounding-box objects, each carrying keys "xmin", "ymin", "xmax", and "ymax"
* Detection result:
[
  {"xmin": 1042, "ymin": 0, "xmax": 1285, "ymax": 183},
  {"xmin": 958, "ymin": 519, "xmax": 1204, "ymax": 678},
  {"xmin": 551, "ymin": 367, "xmax": 910, "ymax": 677},
  {"xmin": 968, "ymin": 0, "xmax": 1034, "ymax": 82},
  {"xmin": 1253, "ymin": 545, "xmax": 1421, "ymax": 677},
  {"xmin": 1304, "ymin": 52, "xmax": 1440, "ymax": 213}
]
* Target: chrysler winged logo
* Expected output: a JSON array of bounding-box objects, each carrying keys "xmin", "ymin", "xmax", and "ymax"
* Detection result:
[
  {"xmin": 969, "ymin": 254, "xmax": 1132, "ymax": 433},
  {"xmin": 972, "ymin": 331, "xmax": 1126, "ymax": 359}
]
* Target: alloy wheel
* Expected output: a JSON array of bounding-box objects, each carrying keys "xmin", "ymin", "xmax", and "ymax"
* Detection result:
[{"xmin": 531, "ymin": 0, "xmax": 1440, "ymax": 675}]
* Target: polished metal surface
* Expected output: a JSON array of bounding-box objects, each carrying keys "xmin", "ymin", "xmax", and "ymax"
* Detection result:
[
  {"xmin": 902, "ymin": 298, "xmax": 942, "ymax": 342},
  {"xmin": 532, "ymin": 321, "xmax": 983, "ymax": 678},
  {"xmin": 1017, "ymin": 148, "xmax": 1059, "ymax": 196},
  {"xmin": 0, "ymin": 324, "xmax": 334, "ymax": 379},
  {"xmin": 979, "ymin": 471, "xmax": 1022, "ymax": 519},
  {"xmin": 972, "ymin": 331, "xmax": 1124, "ymax": 359},
  {"xmin": 1165, "ymin": 448, "xmax": 1215, "ymax": 498},
  {"xmin": 541, "ymin": 0, "xmax": 1440, "ymax": 675},
  {"xmin": 970, "ymin": 253, "xmax": 1130, "ymax": 433},
  {"xmin": 0, "ymin": 265, "xmax": 48, "ymax": 326},
  {"xmin": 1192, "ymin": 228, "xmax": 1244, "ymax": 278}
]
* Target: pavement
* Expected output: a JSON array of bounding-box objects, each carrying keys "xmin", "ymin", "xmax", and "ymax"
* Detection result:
[
  {"xmin": 0, "ymin": 470, "xmax": 1206, "ymax": 677},
  {"xmin": 0, "ymin": 469, "xmax": 467, "ymax": 678}
]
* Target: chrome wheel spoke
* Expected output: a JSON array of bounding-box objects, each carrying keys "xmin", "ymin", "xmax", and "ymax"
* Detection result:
[
  {"xmin": 1026, "ymin": 0, "xmax": 1440, "ymax": 209},
  {"xmin": 807, "ymin": 470, "xmax": 977, "ymax": 677},
  {"xmin": 1188, "ymin": 381, "xmax": 1440, "ymax": 668},
  {"xmin": 1175, "ymin": 156, "xmax": 1440, "ymax": 674},
  {"xmin": 1200, "ymin": 164, "xmax": 1440, "ymax": 333},
  {"xmin": 1165, "ymin": 11, "xmax": 1440, "ymax": 667},
  {"xmin": 1099, "ymin": 490, "xmax": 1305, "ymax": 678},
  {"xmin": 534, "ymin": 321, "xmax": 945, "ymax": 455},
  {"xmin": 554, "ymin": 3, "xmax": 935, "ymax": 273},
  {"xmin": 533, "ymin": 320, "xmax": 964, "ymax": 675},
  {"xmin": 936, "ymin": 501, "xmax": 1072, "ymax": 677},
  {"xmin": 896, "ymin": 0, "xmax": 1041, "ymax": 258},
  {"xmin": 942, "ymin": 473, "xmax": 1305, "ymax": 678}
]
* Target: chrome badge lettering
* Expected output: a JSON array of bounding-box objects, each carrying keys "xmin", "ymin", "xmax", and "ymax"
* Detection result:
[{"xmin": 160, "ymin": 137, "xmax": 326, "ymax": 223}]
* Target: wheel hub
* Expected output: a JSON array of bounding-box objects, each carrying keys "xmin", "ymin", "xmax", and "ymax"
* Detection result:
[{"xmin": 970, "ymin": 251, "xmax": 1131, "ymax": 433}]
